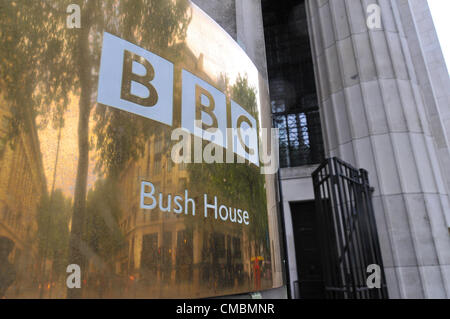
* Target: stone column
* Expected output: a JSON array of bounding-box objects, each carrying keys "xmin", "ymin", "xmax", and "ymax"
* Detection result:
[
  {"xmin": 397, "ymin": 0, "xmax": 450, "ymax": 222},
  {"xmin": 306, "ymin": 0, "xmax": 450, "ymax": 298}
]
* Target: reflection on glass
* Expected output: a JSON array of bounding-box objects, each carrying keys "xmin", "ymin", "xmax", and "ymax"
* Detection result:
[{"xmin": 0, "ymin": 0, "xmax": 280, "ymax": 298}]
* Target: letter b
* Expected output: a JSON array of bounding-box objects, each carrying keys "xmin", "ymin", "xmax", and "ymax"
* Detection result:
[
  {"xmin": 121, "ymin": 50, "xmax": 158, "ymax": 107},
  {"xmin": 97, "ymin": 32, "xmax": 174, "ymax": 126},
  {"xmin": 182, "ymin": 70, "xmax": 227, "ymax": 148},
  {"xmin": 141, "ymin": 181, "xmax": 157, "ymax": 210}
]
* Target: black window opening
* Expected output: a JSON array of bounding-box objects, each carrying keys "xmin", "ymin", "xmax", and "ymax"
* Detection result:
[{"xmin": 262, "ymin": 0, "xmax": 324, "ymax": 168}]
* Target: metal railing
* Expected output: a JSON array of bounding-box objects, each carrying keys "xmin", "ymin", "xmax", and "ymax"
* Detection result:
[{"xmin": 312, "ymin": 157, "xmax": 388, "ymax": 299}]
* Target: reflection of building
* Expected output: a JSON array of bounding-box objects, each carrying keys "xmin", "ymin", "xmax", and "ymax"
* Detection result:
[
  {"xmin": 117, "ymin": 131, "xmax": 191, "ymax": 284},
  {"xmin": 0, "ymin": 89, "xmax": 47, "ymax": 287},
  {"xmin": 115, "ymin": 130, "xmax": 257, "ymax": 296},
  {"xmin": 109, "ymin": 41, "xmax": 271, "ymax": 297}
]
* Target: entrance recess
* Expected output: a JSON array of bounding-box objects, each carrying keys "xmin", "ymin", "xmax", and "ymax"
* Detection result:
[
  {"xmin": 312, "ymin": 157, "xmax": 388, "ymax": 299},
  {"xmin": 290, "ymin": 201, "xmax": 325, "ymax": 299}
]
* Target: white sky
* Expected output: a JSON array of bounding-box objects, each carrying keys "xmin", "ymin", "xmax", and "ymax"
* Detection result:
[{"xmin": 428, "ymin": 0, "xmax": 450, "ymax": 74}]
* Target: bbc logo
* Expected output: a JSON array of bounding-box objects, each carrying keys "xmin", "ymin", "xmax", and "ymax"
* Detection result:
[{"xmin": 97, "ymin": 32, "xmax": 259, "ymax": 166}]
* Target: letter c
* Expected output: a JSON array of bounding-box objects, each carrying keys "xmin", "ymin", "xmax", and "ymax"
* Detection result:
[
  {"xmin": 237, "ymin": 115, "xmax": 255, "ymax": 155},
  {"xmin": 220, "ymin": 304, "xmax": 228, "ymax": 314}
]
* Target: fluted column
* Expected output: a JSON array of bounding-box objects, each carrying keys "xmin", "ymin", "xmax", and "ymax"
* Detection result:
[
  {"xmin": 397, "ymin": 0, "xmax": 450, "ymax": 219},
  {"xmin": 306, "ymin": 0, "xmax": 450, "ymax": 298}
]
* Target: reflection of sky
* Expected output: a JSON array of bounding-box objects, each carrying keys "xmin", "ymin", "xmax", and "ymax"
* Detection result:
[
  {"xmin": 186, "ymin": 4, "xmax": 261, "ymax": 111},
  {"xmin": 38, "ymin": 93, "xmax": 98, "ymax": 199},
  {"xmin": 428, "ymin": 0, "xmax": 450, "ymax": 74}
]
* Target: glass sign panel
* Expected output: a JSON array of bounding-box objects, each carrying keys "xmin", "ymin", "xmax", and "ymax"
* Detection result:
[{"xmin": 0, "ymin": 0, "xmax": 281, "ymax": 298}]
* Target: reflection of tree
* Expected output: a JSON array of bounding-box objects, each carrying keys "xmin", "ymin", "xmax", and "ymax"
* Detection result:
[
  {"xmin": 186, "ymin": 73, "xmax": 270, "ymax": 283},
  {"xmin": 229, "ymin": 75, "xmax": 269, "ymax": 256},
  {"xmin": 0, "ymin": 1, "xmax": 75, "ymax": 146},
  {"xmin": 0, "ymin": 1, "xmax": 76, "ymax": 298},
  {"xmin": 37, "ymin": 190, "xmax": 71, "ymax": 279},
  {"xmin": 94, "ymin": 0, "xmax": 192, "ymax": 178},
  {"xmin": 231, "ymin": 74, "xmax": 258, "ymax": 117},
  {"xmin": 189, "ymin": 162, "xmax": 268, "ymax": 244},
  {"xmin": 0, "ymin": 0, "xmax": 193, "ymax": 298},
  {"xmin": 89, "ymin": 0, "xmax": 192, "ymax": 296},
  {"xmin": 84, "ymin": 178, "xmax": 125, "ymax": 264}
]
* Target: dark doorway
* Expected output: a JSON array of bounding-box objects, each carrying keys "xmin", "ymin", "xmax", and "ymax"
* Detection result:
[{"xmin": 290, "ymin": 201, "xmax": 325, "ymax": 299}]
